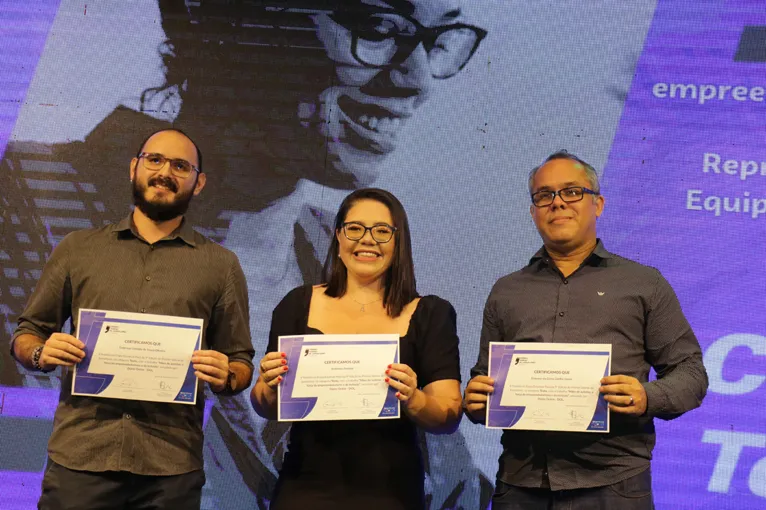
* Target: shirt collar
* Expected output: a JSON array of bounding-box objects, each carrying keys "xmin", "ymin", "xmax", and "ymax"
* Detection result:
[
  {"xmin": 529, "ymin": 238, "xmax": 612, "ymax": 267},
  {"xmin": 111, "ymin": 211, "xmax": 197, "ymax": 247}
]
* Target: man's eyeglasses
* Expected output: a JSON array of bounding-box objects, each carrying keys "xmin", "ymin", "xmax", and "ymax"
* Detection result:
[
  {"xmin": 138, "ymin": 153, "xmax": 200, "ymax": 179},
  {"xmin": 331, "ymin": 10, "xmax": 487, "ymax": 79},
  {"xmin": 531, "ymin": 187, "xmax": 599, "ymax": 207},
  {"xmin": 342, "ymin": 222, "xmax": 397, "ymax": 243}
]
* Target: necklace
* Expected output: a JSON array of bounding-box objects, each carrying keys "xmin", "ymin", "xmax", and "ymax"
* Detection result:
[{"xmin": 350, "ymin": 294, "xmax": 383, "ymax": 312}]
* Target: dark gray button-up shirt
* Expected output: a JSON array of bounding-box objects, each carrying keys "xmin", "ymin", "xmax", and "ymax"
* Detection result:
[
  {"xmin": 12, "ymin": 214, "xmax": 254, "ymax": 476},
  {"xmin": 471, "ymin": 240, "xmax": 708, "ymax": 491}
]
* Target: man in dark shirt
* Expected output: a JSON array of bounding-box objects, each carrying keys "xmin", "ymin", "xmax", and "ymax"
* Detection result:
[
  {"xmin": 463, "ymin": 151, "xmax": 708, "ymax": 509},
  {"xmin": 10, "ymin": 128, "xmax": 255, "ymax": 510}
]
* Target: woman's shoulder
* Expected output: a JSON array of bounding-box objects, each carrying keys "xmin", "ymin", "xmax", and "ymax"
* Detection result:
[
  {"xmin": 415, "ymin": 294, "xmax": 455, "ymax": 312},
  {"xmin": 276, "ymin": 284, "xmax": 316, "ymax": 310},
  {"xmin": 311, "ymin": 284, "xmax": 328, "ymax": 296},
  {"xmin": 411, "ymin": 295, "xmax": 457, "ymax": 323}
]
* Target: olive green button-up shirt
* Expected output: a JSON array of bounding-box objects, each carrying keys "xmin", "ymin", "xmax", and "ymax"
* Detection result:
[{"xmin": 12, "ymin": 214, "xmax": 254, "ymax": 475}]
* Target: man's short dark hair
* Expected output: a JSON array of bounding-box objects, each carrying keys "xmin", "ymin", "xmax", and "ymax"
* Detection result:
[
  {"xmin": 135, "ymin": 128, "xmax": 203, "ymax": 173},
  {"xmin": 527, "ymin": 150, "xmax": 599, "ymax": 194}
]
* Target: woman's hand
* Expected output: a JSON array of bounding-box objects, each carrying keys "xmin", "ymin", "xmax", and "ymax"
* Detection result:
[
  {"xmin": 386, "ymin": 363, "xmax": 462, "ymax": 433},
  {"xmin": 385, "ymin": 363, "xmax": 419, "ymax": 406},
  {"xmin": 258, "ymin": 351, "xmax": 288, "ymax": 388},
  {"xmin": 251, "ymin": 351, "xmax": 288, "ymax": 419}
]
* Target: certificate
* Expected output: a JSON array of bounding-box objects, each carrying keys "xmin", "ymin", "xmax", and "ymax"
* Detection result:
[
  {"xmin": 72, "ymin": 309, "xmax": 203, "ymax": 404},
  {"xmin": 278, "ymin": 334, "xmax": 400, "ymax": 421},
  {"xmin": 486, "ymin": 342, "xmax": 611, "ymax": 432}
]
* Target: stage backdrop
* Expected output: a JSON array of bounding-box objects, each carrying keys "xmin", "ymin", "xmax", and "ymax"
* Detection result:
[{"xmin": 1, "ymin": 1, "xmax": 764, "ymax": 509}]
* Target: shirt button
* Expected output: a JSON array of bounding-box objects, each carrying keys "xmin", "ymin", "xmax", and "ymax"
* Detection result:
[
  {"xmin": 125, "ymin": 413, "xmax": 132, "ymax": 420},
  {"xmin": 563, "ymin": 279, "xmax": 568, "ymax": 284},
  {"xmin": 145, "ymin": 275, "xmax": 151, "ymax": 281},
  {"xmin": 559, "ymin": 312, "xmax": 565, "ymax": 317},
  {"xmin": 140, "ymin": 308, "xmax": 146, "ymax": 313}
]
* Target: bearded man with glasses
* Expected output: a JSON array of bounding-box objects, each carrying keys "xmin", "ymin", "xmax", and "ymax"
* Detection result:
[
  {"xmin": 463, "ymin": 150, "xmax": 708, "ymax": 509},
  {"xmin": 10, "ymin": 128, "xmax": 255, "ymax": 510}
]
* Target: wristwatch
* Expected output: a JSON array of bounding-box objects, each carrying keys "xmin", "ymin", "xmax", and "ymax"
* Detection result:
[
  {"xmin": 224, "ymin": 369, "xmax": 236, "ymax": 393},
  {"xmin": 31, "ymin": 345, "xmax": 53, "ymax": 373},
  {"xmin": 215, "ymin": 370, "xmax": 236, "ymax": 395}
]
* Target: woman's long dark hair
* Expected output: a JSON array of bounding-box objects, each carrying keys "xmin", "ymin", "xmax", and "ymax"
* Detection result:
[{"xmin": 322, "ymin": 188, "xmax": 418, "ymax": 317}]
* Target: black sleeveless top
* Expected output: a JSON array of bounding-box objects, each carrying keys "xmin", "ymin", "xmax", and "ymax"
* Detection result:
[{"xmin": 267, "ymin": 285, "xmax": 461, "ymax": 510}]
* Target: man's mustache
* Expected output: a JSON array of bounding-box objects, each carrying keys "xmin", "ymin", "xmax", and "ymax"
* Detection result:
[{"xmin": 148, "ymin": 175, "xmax": 178, "ymax": 193}]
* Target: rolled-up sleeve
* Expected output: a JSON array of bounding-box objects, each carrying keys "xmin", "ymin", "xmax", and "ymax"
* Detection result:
[
  {"xmin": 206, "ymin": 253, "xmax": 254, "ymax": 367},
  {"xmin": 642, "ymin": 270, "xmax": 708, "ymax": 419},
  {"xmin": 11, "ymin": 233, "xmax": 74, "ymax": 354}
]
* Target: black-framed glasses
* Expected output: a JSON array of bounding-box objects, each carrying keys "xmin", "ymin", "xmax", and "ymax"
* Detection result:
[
  {"xmin": 342, "ymin": 221, "xmax": 397, "ymax": 243},
  {"xmin": 531, "ymin": 186, "xmax": 599, "ymax": 207},
  {"xmin": 331, "ymin": 10, "xmax": 487, "ymax": 79},
  {"xmin": 138, "ymin": 152, "xmax": 200, "ymax": 179}
]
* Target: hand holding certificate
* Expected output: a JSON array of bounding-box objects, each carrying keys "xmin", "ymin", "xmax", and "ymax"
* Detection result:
[
  {"xmin": 486, "ymin": 343, "xmax": 611, "ymax": 432},
  {"xmin": 72, "ymin": 309, "xmax": 203, "ymax": 404},
  {"xmin": 278, "ymin": 334, "xmax": 400, "ymax": 421}
]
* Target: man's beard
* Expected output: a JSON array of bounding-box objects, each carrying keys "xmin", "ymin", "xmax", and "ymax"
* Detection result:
[{"xmin": 132, "ymin": 175, "xmax": 195, "ymax": 222}]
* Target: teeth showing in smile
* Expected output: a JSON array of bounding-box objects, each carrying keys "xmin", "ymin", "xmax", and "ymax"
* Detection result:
[
  {"xmin": 357, "ymin": 115, "xmax": 401, "ymax": 135},
  {"xmin": 355, "ymin": 251, "xmax": 379, "ymax": 257}
]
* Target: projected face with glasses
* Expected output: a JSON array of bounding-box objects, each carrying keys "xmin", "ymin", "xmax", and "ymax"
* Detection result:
[
  {"xmin": 309, "ymin": 0, "xmax": 486, "ymax": 184},
  {"xmin": 336, "ymin": 9, "xmax": 485, "ymax": 77}
]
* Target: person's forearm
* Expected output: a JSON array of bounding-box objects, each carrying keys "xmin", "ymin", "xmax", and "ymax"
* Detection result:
[
  {"xmin": 405, "ymin": 390, "xmax": 462, "ymax": 434},
  {"xmin": 12, "ymin": 333, "xmax": 46, "ymax": 369},
  {"xmin": 251, "ymin": 376, "xmax": 278, "ymax": 419},
  {"xmin": 644, "ymin": 355, "xmax": 709, "ymax": 419}
]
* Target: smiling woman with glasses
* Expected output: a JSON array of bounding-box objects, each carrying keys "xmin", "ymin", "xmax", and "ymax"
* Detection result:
[
  {"xmin": 341, "ymin": 221, "xmax": 398, "ymax": 243},
  {"xmin": 251, "ymin": 188, "xmax": 463, "ymax": 510}
]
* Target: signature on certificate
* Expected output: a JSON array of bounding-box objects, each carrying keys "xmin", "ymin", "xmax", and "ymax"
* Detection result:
[{"xmin": 569, "ymin": 410, "xmax": 584, "ymax": 420}]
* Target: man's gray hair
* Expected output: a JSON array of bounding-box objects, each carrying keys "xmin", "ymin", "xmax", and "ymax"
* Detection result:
[{"xmin": 527, "ymin": 150, "xmax": 600, "ymax": 195}]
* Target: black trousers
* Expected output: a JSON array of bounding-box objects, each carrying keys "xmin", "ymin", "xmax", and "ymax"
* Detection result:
[
  {"xmin": 492, "ymin": 469, "xmax": 654, "ymax": 510},
  {"xmin": 38, "ymin": 459, "xmax": 205, "ymax": 510}
]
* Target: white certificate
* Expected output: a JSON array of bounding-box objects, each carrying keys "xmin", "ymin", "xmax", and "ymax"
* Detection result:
[
  {"xmin": 486, "ymin": 342, "xmax": 611, "ymax": 432},
  {"xmin": 278, "ymin": 334, "xmax": 400, "ymax": 421},
  {"xmin": 72, "ymin": 309, "xmax": 203, "ymax": 404}
]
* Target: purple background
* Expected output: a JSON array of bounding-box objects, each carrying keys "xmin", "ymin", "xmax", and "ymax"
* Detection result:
[{"xmin": 600, "ymin": 1, "xmax": 766, "ymax": 508}]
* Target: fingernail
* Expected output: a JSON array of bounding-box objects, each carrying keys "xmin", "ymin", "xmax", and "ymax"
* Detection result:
[
  {"xmin": 388, "ymin": 364, "xmax": 392, "ymax": 369},
  {"xmin": 396, "ymin": 392, "xmax": 400, "ymax": 398},
  {"xmin": 385, "ymin": 369, "xmax": 390, "ymax": 374},
  {"xmin": 281, "ymin": 359, "xmax": 287, "ymax": 365},
  {"xmin": 283, "ymin": 366, "xmax": 288, "ymax": 371},
  {"xmin": 281, "ymin": 352, "xmax": 286, "ymax": 357},
  {"xmin": 385, "ymin": 378, "xmax": 389, "ymax": 382},
  {"xmin": 277, "ymin": 376, "xmax": 282, "ymax": 382}
]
